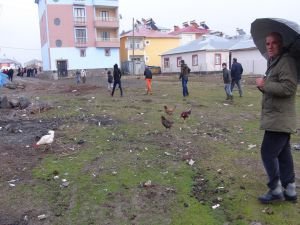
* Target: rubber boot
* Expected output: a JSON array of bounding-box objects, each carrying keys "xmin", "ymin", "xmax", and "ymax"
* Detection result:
[
  {"xmin": 284, "ymin": 183, "xmax": 297, "ymax": 202},
  {"xmin": 258, "ymin": 181, "xmax": 284, "ymax": 204}
]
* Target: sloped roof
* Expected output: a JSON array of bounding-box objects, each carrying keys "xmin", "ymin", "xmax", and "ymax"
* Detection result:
[
  {"xmin": 121, "ymin": 27, "xmax": 179, "ymax": 39},
  {"xmin": 169, "ymin": 26, "xmax": 209, "ymax": 35},
  {"xmin": 229, "ymin": 37, "xmax": 257, "ymax": 50},
  {"xmin": 0, "ymin": 58, "xmax": 21, "ymax": 65},
  {"xmin": 161, "ymin": 35, "xmax": 238, "ymax": 55}
]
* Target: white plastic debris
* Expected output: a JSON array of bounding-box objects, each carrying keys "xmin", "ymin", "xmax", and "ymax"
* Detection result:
[
  {"xmin": 112, "ymin": 171, "xmax": 117, "ymax": 175},
  {"xmin": 248, "ymin": 144, "xmax": 257, "ymax": 150},
  {"xmin": 53, "ymin": 176, "xmax": 59, "ymax": 180},
  {"xmin": 26, "ymin": 145, "xmax": 30, "ymax": 148},
  {"xmin": 143, "ymin": 180, "xmax": 152, "ymax": 187},
  {"xmin": 212, "ymin": 204, "xmax": 220, "ymax": 209},
  {"xmin": 188, "ymin": 159, "xmax": 195, "ymax": 166},
  {"xmin": 37, "ymin": 214, "xmax": 47, "ymax": 220}
]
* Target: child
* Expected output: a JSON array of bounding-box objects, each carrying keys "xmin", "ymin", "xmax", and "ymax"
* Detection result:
[{"xmin": 107, "ymin": 70, "xmax": 113, "ymax": 91}]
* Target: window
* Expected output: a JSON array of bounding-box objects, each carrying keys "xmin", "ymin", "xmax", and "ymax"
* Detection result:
[
  {"xmin": 54, "ymin": 18, "xmax": 61, "ymax": 26},
  {"xmin": 80, "ymin": 49, "xmax": 86, "ymax": 57},
  {"xmin": 101, "ymin": 32, "xmax": 110, "ymax": 41},
  {"xmin": 101, "ymin": 11, "xmax": 109, "ymax": 21},
  {"xmin": 177, "ymin": 57, "xmax": 182, "ymax": 67},
  {"xmin": 192, "ymin": 55, "xmax": 198, "ymax": 66},
  {"xmin": 215, "ymin": 53, "xmax": 221, "ymax": 65},
  {"xmin": 75, "ymin": 28, "xmax": 87, "ymax": 44},
  {"xmin": 55, "ymin": 40, "xmax": 62, "ymax": 47},
  {"xmin": 164, "ymin": 58, "xmax": 170, "ymax": 68},
  {"xmin": 105, "ymin": 48, "xmax": 111, "ymax": 56},
  {"xmin": 73, "ymin": 7, "xmax": 86, "ymax": 24}
]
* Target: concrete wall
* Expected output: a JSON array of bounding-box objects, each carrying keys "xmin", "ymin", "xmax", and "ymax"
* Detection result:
[{"xmin": 231, "ymin": 49, "xmax": 267, "ymax": 75}]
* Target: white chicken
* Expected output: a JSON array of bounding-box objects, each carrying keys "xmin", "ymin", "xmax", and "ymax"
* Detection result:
[{"xmin": 35, "ymin": 130, "xmax": 55, "ymax": 150}]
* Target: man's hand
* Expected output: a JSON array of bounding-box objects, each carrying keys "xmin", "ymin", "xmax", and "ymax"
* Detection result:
[{"xmin": 256, "ymin": 77, "xmax": 265, "ymax": 92}]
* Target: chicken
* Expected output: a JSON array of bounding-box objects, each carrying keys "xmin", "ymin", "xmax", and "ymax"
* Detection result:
[
  {"xmin": 161, "ymin": 116, "xmax": 173, "ymax": 129},
  {"xmin": 35, "ymin": 130, "xmax": 55, "ymax": 149},
  {"xmin": 164, "ymin": 105, "xmax": 176, "ymax": 115},
  {"xmin": 180, "ymin": 108, "xmax": 192, "ymax": 120}
]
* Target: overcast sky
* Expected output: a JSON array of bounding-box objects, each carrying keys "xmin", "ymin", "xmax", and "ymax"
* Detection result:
[{"xmin": 0, "ymin": 0, "xmax": 299, "ymax": 64}]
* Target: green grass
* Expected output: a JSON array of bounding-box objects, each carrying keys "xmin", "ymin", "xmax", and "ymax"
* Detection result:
[{"xmin": 7, "ymin": 76, "xmax": 300, "ymax": 225}]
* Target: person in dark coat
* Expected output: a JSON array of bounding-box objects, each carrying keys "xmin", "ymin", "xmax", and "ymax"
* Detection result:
[
  {"xmin": 179, "ymin": 59, "xmax": 190, "ymax": 97},
  {"xmin": 256, "ymin": 32, "xmax": 298, "ymax": 204},
  {"xmin": 230, "ymin": 58, "xmax": 243, "ymax": 97},
  {"xmin": 7, "ymin": 68, "xmax": 14, "ymax": 82},
  {"xmin": 222, "ymin": 62, "xmax": 232, "ymax": 100},
  {"xmin": 144, "ymin": 66, "xmax": 153, "ymax": 95},
  {"xmin": 111, "ymin": 64, "xmax": 123, "ymax": 97}
]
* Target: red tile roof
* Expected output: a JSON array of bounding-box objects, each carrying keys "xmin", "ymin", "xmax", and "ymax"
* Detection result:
[{"xmin": 169, "ymin": 26, "xmax": 209, "ymax": 35}]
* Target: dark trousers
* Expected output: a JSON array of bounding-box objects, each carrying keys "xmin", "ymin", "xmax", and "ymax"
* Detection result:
[
  {"xmin": 181, "ymin": 79, "xmax": 189, "ymax": 97},
  {"xmin": 261, "ymin": 131, "xmax": 295, "ymax": 189},
  {"xmin": 111, "ymin": 81, "xmax": 123, "ymax": 96}
]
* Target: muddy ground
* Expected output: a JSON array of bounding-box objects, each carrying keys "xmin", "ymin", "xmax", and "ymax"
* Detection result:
[{"xmin": 0, "ymin": 74, "xmax": 298, "ymax": 225}]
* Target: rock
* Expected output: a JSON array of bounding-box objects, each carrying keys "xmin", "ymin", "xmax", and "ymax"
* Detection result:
[
  {"xmin": 9, "ymin": 98, "xmax": 20, "ymax": 108},
  {"xmin": 0, "ymin": 95, "xmax": 10, "ymax": 108},
  {"xmin": 19, "ymin": 96, "xmax": 31, "ymax": 109}
]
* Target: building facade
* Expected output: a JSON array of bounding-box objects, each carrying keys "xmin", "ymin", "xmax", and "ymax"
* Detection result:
[
  {"xmin": 120, "ymin": 25, "xmax": 180, "ymax": 74},
  {"xmin": 35, "ymin": 0, "xmax": 120, "ymax": 76}
]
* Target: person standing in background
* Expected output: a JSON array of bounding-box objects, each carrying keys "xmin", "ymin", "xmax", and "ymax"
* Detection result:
[
  {"xmin": 111, "ymin": 64, "xmax": 123, "ymax": 97},
  {"xmin": 144, "ymin": 66, "xmax": 153, "ymax": 95},
  {"xmin": 230, "ymin": 58, "xmax": 243, "ymax": 97}
]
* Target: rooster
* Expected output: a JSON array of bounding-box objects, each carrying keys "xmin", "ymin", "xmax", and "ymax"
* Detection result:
[
  {"xmin": 161, "ymin": 116, "xmax": 173, "ymax": 129},
  {"xmin": 164, "ymin": 105, "xmax": 176, "ymax": 115},
  {"xmin": 180, "ymin": 108, "xmax": 192, "ymax": 120},
  {"xmin": 35, "ymin": 130, "xmax": 55, "ymax": 150}
]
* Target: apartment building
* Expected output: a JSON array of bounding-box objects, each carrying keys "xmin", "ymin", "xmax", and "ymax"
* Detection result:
[{"xmin": 35, "ymin": 0, "xmax": 120, "ymax": 76}]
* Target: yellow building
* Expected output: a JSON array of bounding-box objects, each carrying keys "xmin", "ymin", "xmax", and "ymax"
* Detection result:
[{"xmin": 120, "ymin": 26, "xmax": 180, "ymax": 73}]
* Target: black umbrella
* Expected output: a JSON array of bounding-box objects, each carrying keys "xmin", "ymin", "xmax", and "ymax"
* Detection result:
[
  {"xmin": 251, "ymin": 18, "xmax": 300, "ymax": 78},
  {"xmin": 251, "ymin": 18, "xmax": 300, "ymax": 57}
]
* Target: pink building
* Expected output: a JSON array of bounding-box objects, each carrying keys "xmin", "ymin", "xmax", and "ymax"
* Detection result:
[{"xmin": 35, "ymin": 0, "xmax": 120, "ymax": 76}]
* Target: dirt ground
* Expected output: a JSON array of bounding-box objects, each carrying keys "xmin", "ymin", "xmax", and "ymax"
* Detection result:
[{"xmin": 1, "ymin": 73, "xmax": 297, "ymax": 225}]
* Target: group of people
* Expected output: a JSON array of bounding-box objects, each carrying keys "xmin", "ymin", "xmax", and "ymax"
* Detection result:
[
  {"xmin": 169, "ymin": 32, "xmax": 298, "ymax": 204},
  {"xmin": 75, "ymin": 69, "xmax": 87, "ymax": 84},
  {"xmin": 222, "ymin": 58, "xmax": 244, "ymax": 100},
  {"xmin": 75, "ymin": 32, "xmax": 298, "ymax": 204},
  {"xmin": 106, "ymin": 64, "xmax": 123, "ymax": 97}
]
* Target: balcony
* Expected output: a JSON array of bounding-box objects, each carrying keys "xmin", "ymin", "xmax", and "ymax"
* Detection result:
[
  {"xmin": 93, "ymin": 0, "xmax": 118, "ymax": 7},
  {"xmin": 73, "ymin": 0, "xmax": 85, "ymax": 5},
  {"xmin": 74, "ymin": 17, "xmax": 87, "ymax": 26},
  {"xmin": 75, "ymin": 38, "xmax": 88, "ymax": 47},
  {"xmin": 95, "ymin": 37, "xmax": 120, "ymax": 48},
  {"xmin": 94, "ymin": 17, "xmax": 119, "ymax": 28}
]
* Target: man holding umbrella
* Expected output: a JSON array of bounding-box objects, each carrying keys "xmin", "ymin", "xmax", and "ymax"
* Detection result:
[{"xmin": 252, "ymin": 18, "xmax": 299, "ymax": 204}]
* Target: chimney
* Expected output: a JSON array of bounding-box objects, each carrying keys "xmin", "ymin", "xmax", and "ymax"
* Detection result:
[
  {"xmin": 190, "ymin": 20, "xmax": 199, "ymax": 28},
  {"xmin": 174, "ymin": 25, "xmax": 179, "ymax": 31},
  {"xmin": 182, "ymin": 21, "xmax": 189, "ymax": 27}
]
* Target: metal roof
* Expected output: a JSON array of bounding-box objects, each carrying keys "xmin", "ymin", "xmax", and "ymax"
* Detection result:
[
  {"xmin": 229, "ymin": 37, "xmax": 257, "ymax": 50},
  {"xmin": 161, "ymin": 35, "xmax": 239, "ymax": 55}
]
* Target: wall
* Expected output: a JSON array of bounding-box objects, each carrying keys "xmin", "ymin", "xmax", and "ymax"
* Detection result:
[
  {"xmin": 41, "ymin": 43, "xmax": 50, "ymax": 70},
  {"xmin": 145, "ymin": 38, "xmax": 179, "ymax": 67},
  {"xmin": 49, "ymin": 47, "xmax": 120, "ymax": 70},
  {"xmin": 231, "ymin": 49, "xmax": 267, "ymax": 75},
  {"xmin": 161, "ymin": 50, "xmax": 229, "ymax": 73}
]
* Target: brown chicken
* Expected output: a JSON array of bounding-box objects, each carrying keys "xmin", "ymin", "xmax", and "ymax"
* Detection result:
[
  {"xmin": 161, "ymin": 115, "xmax": 174, "ymax": 129},
  {"xmin": 180, "ymin": 108, "xmax": 192, "ymax": 120},
  {"xmin": 164, "ymin": 105, "xmax": 176, "ymax": 115}
]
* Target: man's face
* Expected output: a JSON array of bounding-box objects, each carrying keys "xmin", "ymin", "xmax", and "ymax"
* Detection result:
[{"xmin": 266, "ymin": 34, "xmax": 282, "ymax": 58}]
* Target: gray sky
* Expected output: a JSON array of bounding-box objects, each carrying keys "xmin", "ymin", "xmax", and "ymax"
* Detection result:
[{"xmin": 0, "ymin": 0, "xmax": 299, "ymax": 64}]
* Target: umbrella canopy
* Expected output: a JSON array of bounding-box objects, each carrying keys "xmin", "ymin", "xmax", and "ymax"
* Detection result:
[{"xmin": 250, "ymin": 18, "xmax": 300, "ymax": 59}]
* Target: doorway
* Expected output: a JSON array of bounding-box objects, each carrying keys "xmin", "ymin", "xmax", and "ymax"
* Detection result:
[{"xmin": 56, "ymin": 60, "xmax": 68, "ymax": 77}]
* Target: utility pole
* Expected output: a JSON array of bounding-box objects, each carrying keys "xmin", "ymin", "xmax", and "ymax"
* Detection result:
[{"xmin": 132, "ymin": 17, "xmax": 135, "ymax": 76}]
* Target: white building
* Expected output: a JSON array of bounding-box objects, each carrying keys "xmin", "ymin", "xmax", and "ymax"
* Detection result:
[
  {"xmin": 160, "ymin": 35, "xmax": 238, "ymax": 74},
  {"xmin": 230, "ymin": 37, "xmax": 267, "ymax": 75}
]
